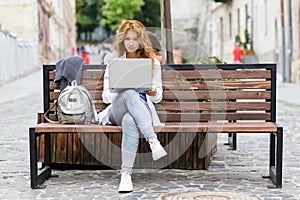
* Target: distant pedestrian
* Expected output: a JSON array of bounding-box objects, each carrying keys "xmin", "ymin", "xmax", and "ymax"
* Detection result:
[
  {"xmin": 71, "ymin": 47, "xmax": 76, "ymax": 56},
  {"xmin": 233, "ymin": 42, "xmax": 243, "ymax": 64},
  {"xmin": 80, "ymin": 47, "xmax": 90, "ymax": 64}
]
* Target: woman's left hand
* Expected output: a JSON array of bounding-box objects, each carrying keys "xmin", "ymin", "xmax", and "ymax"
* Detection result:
[{"xmin": 144, "ymin": 88, "xmax": 157, "ymax": 96}]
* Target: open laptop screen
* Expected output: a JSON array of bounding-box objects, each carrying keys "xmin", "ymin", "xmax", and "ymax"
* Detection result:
[{"xmin": 108, "ymin": 58, "xmax": 152, "ymax": 93}]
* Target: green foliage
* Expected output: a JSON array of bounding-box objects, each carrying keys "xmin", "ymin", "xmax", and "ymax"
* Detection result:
[
  {"xmin": 196, "ymin": 56, "xmax": 227, "ymax": 64},
  {"xmin": 134, "ymin": 0, "xmax": 161, "ymax": 28},
  {"xmin": 76, "ymin": 0, "xmax": 161, "ymax": 38},
  {"xmin": 101, "ymin": 0, "xmax": 145, "ymax": 31},
  {"xmin": 243, "ymin": 29, "xmax": 250, "ymax": 49},
  {"xmin": 76, "ymin": 0, "xmax": 102, "ymax": 40},
  {"xmin": 235, "ymin": 34, "xmax": 241, "ymax": 43},
  {"xmin": 235, "ymin": 29, "xmax": 250, "ymax": 49}
]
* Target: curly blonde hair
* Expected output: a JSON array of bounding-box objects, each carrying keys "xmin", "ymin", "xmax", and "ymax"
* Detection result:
[{"xmin": 113, "ymin": 20, "xmax": 157, "ymax": 66}]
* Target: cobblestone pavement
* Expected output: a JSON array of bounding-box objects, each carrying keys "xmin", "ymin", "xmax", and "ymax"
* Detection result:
[{"xmin": 0, "ymin": 70, "xmax": 300, "ymax": 199}]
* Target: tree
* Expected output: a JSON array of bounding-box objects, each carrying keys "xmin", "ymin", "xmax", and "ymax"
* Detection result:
[
  {"xmin": 101, "ymin": 0, "xmax": 145, "ymax": 32},
  {"xmin": 134, "ymin": 0, "xmax": 161, "ymax": 28},
  {"xmin": 76, "ymin": 0, "xmax": 101, "ymax": 40}
]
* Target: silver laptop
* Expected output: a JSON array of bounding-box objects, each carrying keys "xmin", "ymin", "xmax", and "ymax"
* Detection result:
[{"xmin": 108, "ymin": 58, "xmax": 152, "ymax": 93}]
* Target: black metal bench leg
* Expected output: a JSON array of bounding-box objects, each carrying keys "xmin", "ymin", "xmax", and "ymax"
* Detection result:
[
  {"xmin": 44, "ymin": 133, "xmax": 59, "ymax": 179},
  {"xmin": 29, "ymin": 128, "xmax": 52, "ymax": 189},
  {"xmin": 224, "ymin": 133, "xmax": 237, "ymax": 150},
  {"xmin": 224, "ymin": 112, "xmax": 237, "ymax": 150},
  {"xmin": 275, "ymin": 127, "xmax": 283, "ymax": 188},
  {"xmin": 263, "ymin": 128, "xmax": 283, "ymax": 188},
  {"xmin": 29, "ymin": 127, "xmax": 38, "ymax": 189}
]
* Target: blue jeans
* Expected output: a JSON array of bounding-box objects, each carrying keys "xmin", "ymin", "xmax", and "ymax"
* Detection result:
[{"xmin": 108, "ymin": 89, "xmax": 157, "ymax": 174}]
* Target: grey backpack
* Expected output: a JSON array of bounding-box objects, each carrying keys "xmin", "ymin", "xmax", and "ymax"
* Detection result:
[{"xmin": 45, "ymin": 80, "xmax": 98, "ymax": 124}]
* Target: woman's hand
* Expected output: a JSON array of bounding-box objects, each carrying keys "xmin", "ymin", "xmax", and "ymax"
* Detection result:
[{"xmin": 144, "ymin": 88, "xmax": 157, "ymax": 96}]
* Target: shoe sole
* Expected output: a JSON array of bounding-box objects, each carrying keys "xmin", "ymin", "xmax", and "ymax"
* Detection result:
[
  {"xmin": 153, "ymin": 150, "xmax": 167, "ymax": 161},
  {"xmin": 118, "ymin": 190, "xmax": 133, "ymax": 193}
]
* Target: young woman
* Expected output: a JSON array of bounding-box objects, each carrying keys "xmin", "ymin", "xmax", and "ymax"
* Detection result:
[{"xmin": 98, "ymin": 20, "xmax": 167, "ymax": 193}]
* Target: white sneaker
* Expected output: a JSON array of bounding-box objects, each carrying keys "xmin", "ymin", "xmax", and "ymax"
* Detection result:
[
  {"xmin": 149, "ymin": 138, "xmax": 167, "ymax": 161},
  {"xmin": 118, "ymin": 173, "xmax": 133, "ymax": 193}
]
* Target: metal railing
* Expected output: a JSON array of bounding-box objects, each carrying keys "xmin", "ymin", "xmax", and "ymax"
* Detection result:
[{"xmin": 0, "ymin": 30, "xmax": 39, "ymax": 85}]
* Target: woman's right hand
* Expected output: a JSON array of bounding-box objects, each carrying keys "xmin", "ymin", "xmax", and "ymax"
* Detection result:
[{"xmin": 144, "ymin": 88, "xmax": 157, "ymax": 96}]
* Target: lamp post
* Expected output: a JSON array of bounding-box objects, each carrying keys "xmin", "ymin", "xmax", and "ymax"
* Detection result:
[
  {"xmin": 287, "ymin": 0, "xmax": 292, "ymax": 83},
  {"xmin": 280, "ymin": 0, "xmax": 286, "ymax": 82},
  {"xmin": 160, "ymin": 0, "xmax": 166, "ymax": 63},
  {"xmin": 160, "ymin": 0, "xmax": 173, "ymax": 64},
  {"xmin": 250, "ymin": 0, "xmax": 254, "ymax": 50}
]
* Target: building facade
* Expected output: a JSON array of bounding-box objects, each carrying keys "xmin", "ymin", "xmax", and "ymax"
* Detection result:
[
  {"xmin": 0, "ymin": 0, "xmax": 76, "ymax": 64},
  {"xmin": 211, "ymin": 0, "xmax": 300, "ymax": 83},
  {"xmin": 171, "ymin": 0, "xmax": 300, "ymax": 83}
]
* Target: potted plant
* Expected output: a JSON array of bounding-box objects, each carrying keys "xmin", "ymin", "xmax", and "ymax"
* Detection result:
[
  {"xmin": 242, "ymin": 29, "xmax": 254, "ymax": 55},
  {"xmin": 235, "ymin": 34, "xmax": 241, "ymax": 44},
  {"xmin": 241, "ymin": 29, "xmax": 249, "ymax": 54}
]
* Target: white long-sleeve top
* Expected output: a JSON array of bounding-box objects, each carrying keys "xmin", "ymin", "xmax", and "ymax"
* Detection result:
[{"xmin": 98, "ymin": 53, "xmax": 164, "ymax": 126}]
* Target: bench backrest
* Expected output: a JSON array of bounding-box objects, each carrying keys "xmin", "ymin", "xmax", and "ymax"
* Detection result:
[{"xmin": 43, "ymin": 64, "xmax": 277, "ymax": 123}]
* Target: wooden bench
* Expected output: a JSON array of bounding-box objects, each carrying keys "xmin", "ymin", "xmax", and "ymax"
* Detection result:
[{"xmin": 29, "ymin": 63, "xmax": 283, "ymax": 189}]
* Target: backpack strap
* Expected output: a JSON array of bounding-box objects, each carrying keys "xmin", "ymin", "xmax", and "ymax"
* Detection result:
[
  {"xmin": 44, "ymin": 101, "xmax": 60, "ymax": 124},
  {"xmin": 71, "ymin": 80, "xmax": 78, "ymax": 86},
  {"xmin": 80, "ymin": 85, "xmax": 99, "ymax": 123}
]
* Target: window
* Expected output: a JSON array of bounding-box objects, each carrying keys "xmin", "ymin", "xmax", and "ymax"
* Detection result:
[
  {"xmin": 245, "ymin": 4, "xmax": 248, "ymax": 30},
  {"xmin": 229, "ymin": 13, "xmax": 232, "ymax": 39},
  {"xmin": 237, "ymin": 8, "xmax": 240, "ymax": 35},
  {"xmin": 264, "ymin": 0, "xmax": 268, "ymax": 35}
]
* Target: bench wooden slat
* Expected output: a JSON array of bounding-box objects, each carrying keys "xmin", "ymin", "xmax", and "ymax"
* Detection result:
[
  {"xmin": 34, "ymin": 122, "xmax": 278, "ymax": 133},
  {"xmin": 49, "ymin": 80, "xmax": 271, "ymax": 91},
  {"xmin": 161, "ymin": 70, "xmax": 271, "ymax": 79},
  {"xmin": 47, "ymin": 112, "xmax": 271, "ymax": 122},
  {"xmin": 49, "ymin": 90, "xmax": 271, "ymax": 101},
  {"xmin": 162, "ymin": 91, "xmax": 271, "ymax": 100},
  {"xmin": 82, "ymin": 71, "xmax": 105, "ymax": 80},
  {"xmin": 156, "ymin": 102, "xmax": 271, "ymax": 111},
  {"xmin": 48, "ymin": 102, "xmax": 108, "ymax": 112},
  {"xmin": 49, "ymin": 69, "xmax": 271, "ymax": 80},
  {"xmin": 48, "ymin": 101, "xmax": 270, "ymax": 112},
  {"xmin": 49, "ymin": 81, "xmax": 104, "ymax": 90},
  {"xmin": 158, "ymin": 113, "xmax": 271, "ymax": 121},
  {"xmin": 163, "ymin": 122, "xmax": 278, "ymax": 132},
  {"xmin": 163, "ymin": 80, "xmax": 271, "ymax": 90},
  {"xmin": 49, "ymin": 91, "xmax": 98, "ymax": 101},
  {"xmin": 80, "ymin": 81, "xmax": 104, "ymax": 90}
]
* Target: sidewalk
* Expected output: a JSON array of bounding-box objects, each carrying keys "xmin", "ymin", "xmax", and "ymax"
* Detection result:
[
  {"xmin": 0, "ymin": 68, "xmax": 42, "ymax": 105},
  {"xmin": 277, "ymin": 82, "xmax": 300, "ymax": 106},
  {"xmin": 0, "ymin": 70, "xmax": 300, "ymax": 199}
]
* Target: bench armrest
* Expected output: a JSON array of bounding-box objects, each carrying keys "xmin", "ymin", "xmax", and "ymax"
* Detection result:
[{"xmin": 37, "ymin": 112, "xmax": 45, "ymax": 124}]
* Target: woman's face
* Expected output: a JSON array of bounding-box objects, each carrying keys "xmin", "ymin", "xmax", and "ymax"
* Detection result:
[{"xmin": 124, "ymin": 30, "xmax": 139, "ymax": 54}]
